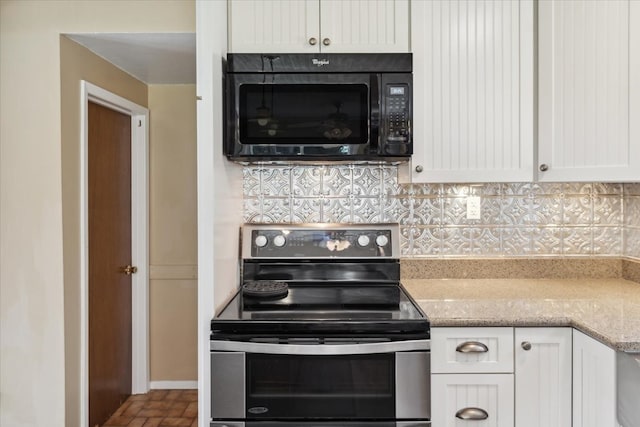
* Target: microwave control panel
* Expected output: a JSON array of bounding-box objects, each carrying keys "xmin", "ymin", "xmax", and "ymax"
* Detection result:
[
  {"xmin": 381, "ymin": 74, "xmax": 412, "ymax": 156},
  {"xmin": 385, "ymin": 85, "xmax": 410, "ymax": 143}
]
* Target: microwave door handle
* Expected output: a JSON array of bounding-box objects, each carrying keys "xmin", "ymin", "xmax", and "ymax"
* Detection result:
[
  {"xmin": 210, "ymin": 339, "xmax": 430, "ymax": 355},
  {"xmin": 370, "ymin": 73, "xmax": 380, "ymax": 150}
]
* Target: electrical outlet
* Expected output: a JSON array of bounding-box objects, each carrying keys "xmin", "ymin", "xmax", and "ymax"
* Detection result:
[{"xmin": 466, "ymin": 196, "xmax": 481, "ymax": 220}]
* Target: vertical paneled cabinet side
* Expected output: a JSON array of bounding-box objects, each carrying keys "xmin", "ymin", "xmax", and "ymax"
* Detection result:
[
  {"xmin": 538, "ymin": 0, "xmax": 640, "ymax": 182},
  {"xmin": 431, "ymin": 327, "xmax": 515, "ymax": 427},
  {"xmin": 515, "ymin": 328, "xmax": 572, "ymax": 427},
  {"xmin": 573, "ymin": 330, "xmax": 621, "ymax": 427},
  {"xmin": 410, "ymin": 0, "xmax": 534, "ymax": 183},
  {"xmin": 227, "ymin": 0, "xmax": 409, "ymax": 53}
]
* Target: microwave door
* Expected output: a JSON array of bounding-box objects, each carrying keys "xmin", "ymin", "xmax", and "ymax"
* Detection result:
[{"xmin": 227, "ymin": 73, "xmax": 374, "ymax": 159}]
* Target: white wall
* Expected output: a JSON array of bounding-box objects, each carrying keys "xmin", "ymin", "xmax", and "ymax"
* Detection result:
[
  {"xmin": 196, "ymin": 1, "xmax": 244, "ymax": 426},
  {"xmin": 0, "ymin": 2, "xmax": 193, "ymax": 426}
]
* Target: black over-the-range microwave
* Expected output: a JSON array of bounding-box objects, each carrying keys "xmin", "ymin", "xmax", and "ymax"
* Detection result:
[{"xmin": 223, "ymin": 53, "xmax": 413, "ymax": 162}]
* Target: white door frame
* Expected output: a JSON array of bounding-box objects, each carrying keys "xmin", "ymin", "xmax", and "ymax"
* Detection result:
[{"xmin": 79, "ymin": 81, "xmax": 149, "ymax": 427}]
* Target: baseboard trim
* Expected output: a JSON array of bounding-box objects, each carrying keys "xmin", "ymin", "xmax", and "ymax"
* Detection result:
[{"xmin": 149, "ymin": 380, "xmax": 198, "ymax": 390}]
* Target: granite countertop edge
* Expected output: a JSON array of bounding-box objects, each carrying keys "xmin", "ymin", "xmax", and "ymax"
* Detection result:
[{"xmin": 403, "ymin": 277, "xmax": 640, "ymax": 353}]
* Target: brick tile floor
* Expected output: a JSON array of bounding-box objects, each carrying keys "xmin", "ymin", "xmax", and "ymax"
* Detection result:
[{"xmin": 102, "ymin": 389, "xmax": 197, "ymax": 427}]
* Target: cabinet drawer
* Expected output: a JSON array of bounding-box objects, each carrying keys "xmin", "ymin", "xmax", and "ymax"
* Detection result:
[
  {"xmin": 431, "ymin": 327, "xmax": 514, "ymax": 373},
  {"xmin": 432, "ymin": 373, "xmax": 514, "ymax": 427}
]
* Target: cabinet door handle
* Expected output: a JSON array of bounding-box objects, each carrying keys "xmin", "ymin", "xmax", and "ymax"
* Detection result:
[
  {"xmin": 521, "ymin": 341, "xmax": 532, "ymax": 351},
  {"xmin": 415, "ymin": 165, "xmax": 424, "ymax": 173},
  {"xmin": 455, "ymin": 407, "xmax": 489, "ymax": 420},
  {"xmin": 539, "ymin": 163, "xmax": 549, "ymax": 172},
  {"xmin": 455, "ymin": 341, "xmax": 489, "ymax": 353},
  {"xmin": 309, "ymin": 37, "xmax": 318, "ymax": 46},
  {"xmin": 322, "ymin": 37, "xmax": 331, "ymax": 46}
]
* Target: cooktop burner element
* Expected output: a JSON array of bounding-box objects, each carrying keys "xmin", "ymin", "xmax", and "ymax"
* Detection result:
[{"xmin": 242, "ymin": 280, "xmax": 289, "ymax": 299}]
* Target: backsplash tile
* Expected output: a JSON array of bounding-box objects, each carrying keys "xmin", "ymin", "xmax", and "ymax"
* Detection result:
[
  {"xmin": 624, "ymin": 183, "xmax": 640, "ymax": 259},
  {"xmin": 244, "ymin": 165, "xmax": 637, "ymax": 258}
]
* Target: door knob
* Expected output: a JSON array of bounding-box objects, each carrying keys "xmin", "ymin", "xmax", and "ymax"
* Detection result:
[
  {"xmin": 521, "ymin": 341, "xmax": 532, "ymax": 351},
  {"xmin": 309, "ymin": 37, "xmax": 317, "ymax": 46},
  {"xmin": 322, "ymin": 38, "xmax": 331, "ymax": 46},
  {"xmin": 121, "ymin": 265, "xmax": 138, "ymax": 275},
  {"xmin": 415, "ymin": 165, "xmax": 424, "ymax": 173},
  {"xmin": 539, "ymin": 164, "xmax": 549, "ymax": 172}
]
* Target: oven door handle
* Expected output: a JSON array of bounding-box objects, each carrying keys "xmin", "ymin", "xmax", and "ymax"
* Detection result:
[{"xmin": 210, "ymin": 339, "xmax": 430, "ymax": 355}]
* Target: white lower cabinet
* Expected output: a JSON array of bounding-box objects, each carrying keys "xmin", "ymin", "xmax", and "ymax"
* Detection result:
[
  {"xmin": 432, "ymin": 327, "xmax": 573, "ymax": 427},
  {"xmin": 432, "ymin": 373, "xmax": 514, "ymax": 427},
  {"xmin": 573, "ymin": 330, "xmax": 621, "ymax": 427},
  {"xmin": 515, "ymin": 328, "xmax": 572, "ymax": 427},
  {"xmin": 431, "ymin": 327, "xmax": 515, "ymax": 426}
]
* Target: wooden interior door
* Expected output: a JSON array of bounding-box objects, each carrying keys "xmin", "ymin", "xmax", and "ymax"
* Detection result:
[{"xmin": 88, "ymin": 101, "xmax": 132, "ymax": 427}]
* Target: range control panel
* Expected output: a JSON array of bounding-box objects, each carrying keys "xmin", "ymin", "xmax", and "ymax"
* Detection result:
[{"xmin": 243, "ymin": 224, "xmax": 400, "ymax": 259}]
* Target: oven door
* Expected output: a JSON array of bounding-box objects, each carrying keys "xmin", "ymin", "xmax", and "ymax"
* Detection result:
[
  {"xmin": 210, "ymin": 340, "xmax": 430, "ymax": 423},
  {"xmin": 225, "ymin": 73, "xmax": 379, "ymax": 160}
]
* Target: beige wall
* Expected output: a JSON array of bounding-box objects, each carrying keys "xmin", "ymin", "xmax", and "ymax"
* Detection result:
[
  {"xmin": 60, "ymin": 35, "xmax": 149, "ymax": 427},
  {"xmin": 148, "ymin": 85, "xmax": 198, "ymax": 381},
  {"xmin": 0, "ymin": 2, "xmax": 194, "ymax": 426}
]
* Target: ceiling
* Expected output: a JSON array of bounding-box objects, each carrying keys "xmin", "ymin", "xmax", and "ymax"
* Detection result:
[{"xmin": 65, "ymin": 33, "xmax": 196, "ymax": 84}]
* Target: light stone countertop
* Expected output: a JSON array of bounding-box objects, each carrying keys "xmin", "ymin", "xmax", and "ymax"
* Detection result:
[{"xmin": 402, "ymin": 278, "xmax": 640, "ymax": 352}]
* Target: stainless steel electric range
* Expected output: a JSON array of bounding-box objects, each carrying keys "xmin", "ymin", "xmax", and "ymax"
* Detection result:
[{"xmin": 210, "ymin": 224, "xmax": 431, "ymax": 427}]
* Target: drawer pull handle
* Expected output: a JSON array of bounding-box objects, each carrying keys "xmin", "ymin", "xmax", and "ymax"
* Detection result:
[
  {"xmin": 456, "ymin": 407, "xmax": 489, "ymax": 420},
  {"xmin": 456, "ymin": 341, "xmax": 489, "ymax": 353}
]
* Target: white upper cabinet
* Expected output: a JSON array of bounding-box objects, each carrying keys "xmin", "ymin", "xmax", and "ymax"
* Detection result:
[
  {"xmin": 410, "ymin": 0, "xmax": 534, "ymax": 183},
  {"xmin": 318, "ymin": 0, "xmax": 409, "ymax": 53},
  {"xmin": 228, "ymin": 0, "xmax": 319, "ymax": 53},
  {"xmin": 538, "ymin": 0, "xmax": 640, "ymax": 182},
  {"xmin": 228, "ymin": 0, "xmax": 409, "ymax": 53}
]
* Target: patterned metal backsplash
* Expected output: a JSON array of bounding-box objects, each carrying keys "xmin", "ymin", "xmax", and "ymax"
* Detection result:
[
  {"xmin": 244, "ymin": 165, "xmax": 640, "ymax": 259},
  {"xmin": 625, "ymin": 183, "xmax": 640, "ymax": 259}
]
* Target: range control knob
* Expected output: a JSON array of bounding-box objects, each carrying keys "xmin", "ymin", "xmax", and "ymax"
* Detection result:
[
  {"xmin": 273, "ymin": 235, "xmax": 286, "ymax": 247},
  {"xmin": 376, "ymin": 235, "xmax": 389, "ymax": 247},
  {"xmin": 254, "ymin": 235, "xmax": 268, "ymax": 248},
  {"xmin": 357, "ymin": 235, "xmax": 371, "ymax": 247}
]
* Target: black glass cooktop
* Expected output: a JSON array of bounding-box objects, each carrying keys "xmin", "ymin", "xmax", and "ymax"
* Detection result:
[{"xmin": 211, "ymin": 282, "xmax": 429, "ymax": 340}]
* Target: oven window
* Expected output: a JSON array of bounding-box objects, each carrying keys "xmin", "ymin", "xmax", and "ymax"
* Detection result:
[
  {"xmin": 245, "ymin": 353, "xmax": 395, "ymax": 419},
  {"xmin": 238, "ymin": 84, "xmax": 369, "ymax": 145}
]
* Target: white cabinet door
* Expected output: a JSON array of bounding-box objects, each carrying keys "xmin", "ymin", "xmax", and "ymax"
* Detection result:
[
  {"xmin": 573, "ymin": 330, "xmax": 621, "ymax": 427},
  {"xmin": 538, "ymin": 0, "xmax": 640, "ymax": 182},
  {"xmin": 319, "ymin": 0, "xmax": 409, "ymax": 53},
  {"xmin": 515, "ymin": 328, "xmax": 572, "ymax": 427},
  {"xmin": 228, "ymin": 0, "xmax": 320, "ymax": 53},
  {"xmin": 228, "ymin": 0, "xmax": 409, "ymax": 54},
  {"xmin": 432, "ymin": 373, "xmax": 514, "ymax": 427},
  {"xmin": 410, "ymin": 0, "xmax": 534, "ymax": 183}
]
